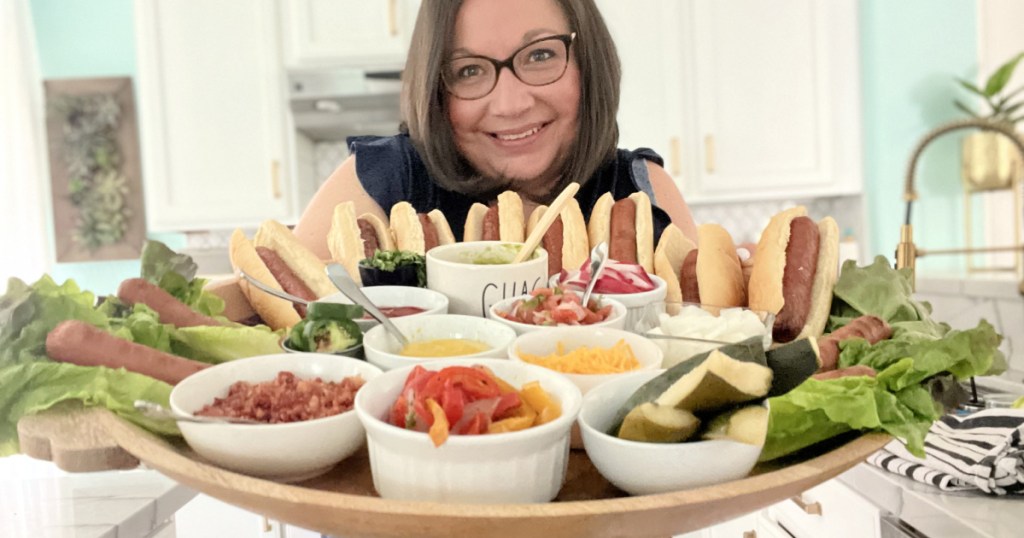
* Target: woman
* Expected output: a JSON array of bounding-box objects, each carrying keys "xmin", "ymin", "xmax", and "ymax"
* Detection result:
[{"xmin": 293, "ymin": 0, "xmax": 697, "ymax": 260}]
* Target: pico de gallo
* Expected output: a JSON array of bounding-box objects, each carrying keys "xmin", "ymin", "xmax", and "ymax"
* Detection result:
[
  {"xmin": 495, "ymin": 287, "xmax": 614, "ymax": 326},
  {"xmin": 388, "ymin": 365, "xmax": 561, "ymax": 447}
]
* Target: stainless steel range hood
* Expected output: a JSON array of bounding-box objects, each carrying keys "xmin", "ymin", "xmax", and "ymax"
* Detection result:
[{"xmin": 289, "ymin": 69, "xmax": 403, "ymax": 142}]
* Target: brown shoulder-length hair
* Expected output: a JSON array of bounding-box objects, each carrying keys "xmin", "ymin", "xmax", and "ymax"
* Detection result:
[{"xmin": 400, "ymin": 0, "xmax": 621, "ymax": 203}]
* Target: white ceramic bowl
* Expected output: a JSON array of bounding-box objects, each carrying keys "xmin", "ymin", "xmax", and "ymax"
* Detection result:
[
  {"xmin": 487, "ymin": 291, "xmax": 628, "ymax": 335},
  {"xmin": 577, "ymin": 370, "xmax": 763, "ymax": 496},
  {"xmin": 508, "ymin": 327, "xmax": 664, "ymax": 394},
  {"xmin": 170, "ymin": 353, "xmax": 383, "ymax": 482},
  {"xmin": 551, "ymin": 274, "xmax": 668, "ymax": 332},
  {"xmin": 317, "ymin": 286, "xmax": 449, "ymax": 332},
  {"xmin": 426, "ymin": 241, "xmax": 548, "ymax": 317},
  {"xmin": 354, "ymin": 358, "xmax": 583, "ymax": 503},
  {"xmin": 362, "ymin": 314, "xmax": 517, "ymax": 371}
]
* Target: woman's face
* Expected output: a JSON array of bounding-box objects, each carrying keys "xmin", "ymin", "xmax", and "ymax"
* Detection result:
[{"xmin": 447, "ymin": 0, "xmax": 580, "ymax": 197}]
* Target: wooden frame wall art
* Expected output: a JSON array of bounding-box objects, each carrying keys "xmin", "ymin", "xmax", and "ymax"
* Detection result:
[{"xmin": 43, "ymin": 77, "xmax": 147, "ymax": 262}]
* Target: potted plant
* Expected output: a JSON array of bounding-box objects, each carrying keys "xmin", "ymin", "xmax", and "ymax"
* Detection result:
[{"xmin": 955, "ymin": 52, "xmax": 1024, "ymax": 191}]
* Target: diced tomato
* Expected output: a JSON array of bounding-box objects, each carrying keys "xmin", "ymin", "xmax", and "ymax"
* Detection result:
[
  {"xmin": 439, "ymin": 383, "xmax": 465, "ymax": 425},
  {"xmin": 389, "ymin": 394, "xmax": 408, "ymax": 427}
]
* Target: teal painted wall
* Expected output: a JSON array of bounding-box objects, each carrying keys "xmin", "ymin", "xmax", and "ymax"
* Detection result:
[
  {"xmin": 860, "ymin": 0, "xmax": 978, "ymax": 272},
  {"xmin": 30, "ymin": 0, "xmax": 184, "ymax": 295}
]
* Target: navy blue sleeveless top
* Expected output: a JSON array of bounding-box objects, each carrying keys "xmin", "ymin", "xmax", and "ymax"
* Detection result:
[{"xmin": 347, "ymin": 134, "xmax": 672, "ymax": 241}]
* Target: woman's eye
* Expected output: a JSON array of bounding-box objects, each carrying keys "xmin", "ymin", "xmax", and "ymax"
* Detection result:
[
  {"xmin": 526, "ymin": 48, "xmax": 556, "ymax": 63},
  {"xmin": 456, "ymin": 64, "xmax": 484, "ymax": 79}
]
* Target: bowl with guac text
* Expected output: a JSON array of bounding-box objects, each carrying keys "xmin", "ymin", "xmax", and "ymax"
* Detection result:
[{"xmin": 425, "ymin": 241, "xmax": 548, "ymax": 317}]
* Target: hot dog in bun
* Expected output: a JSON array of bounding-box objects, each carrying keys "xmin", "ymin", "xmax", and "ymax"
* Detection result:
[
  {"xmin": 229, "ymin": 220, "xmax": 336, "ymax": 329},
  {"xmin": 654, "ymin": 223, "xmax": 746, "ymax": 308},
  {"xmin": 588, "ymin": 192, "xmax": 654, "ymax": 273},
  {"xmin": 747, "ymin": 206, "xmax": 839, "ymax": 343},
  {"xmin": 525, "ymin": 198, "xmax": 588, "ymax": 276},
  {"xmin": 464, "ymin": 190, "xmax": 526, "ymax": 242},
  {"xmin": 327, "ymin": 201, "xmax": 395, "ymax": 283},
  {"xmin": 389, "ymin": 202, "xmax": 456, "ymax": 255}
]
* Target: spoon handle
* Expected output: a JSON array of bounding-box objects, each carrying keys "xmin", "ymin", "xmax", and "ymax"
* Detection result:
[
  {"xmin": 133, "ymin": 400, "xmax": 260, "ymax": 425},
  {"xmin": 325, "ymin": 263, "xmax": 410, "ymax": 348},
  {"xmin": 580, "ymin": 242, "xmax": 609, "ymax": 306},
  {"xmin": 238, "ymin": 269, "xmax": 310, "ymax": 305}
]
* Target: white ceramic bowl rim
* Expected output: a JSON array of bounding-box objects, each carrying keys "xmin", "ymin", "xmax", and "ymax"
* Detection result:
[
  {"xmin": 170, "ymin": 352, "xmax": 382, "ymax": 432},
  {"xmin": 356, "ymin": 358, "xmax": 582, "ymax": 447},
  {"xmin": 509, "ymin": 327, "xmax": 663, "ymax": 378},
  {"xmin": 489, "ymin": 293, "xmax": 628, "ymax": 325},
  {"xmin": 362, "ymin": 314, "xmax": 518, "ymax": 353}
]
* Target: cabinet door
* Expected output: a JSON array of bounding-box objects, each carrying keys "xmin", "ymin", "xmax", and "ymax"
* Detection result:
[
  {"xmin": 135, "ymin": 0, "xmax": 293, "ymax": 231},
  {"xmin": 281, "ymin": 0, "xmax": 419, "ymax": 69},
  {"xmin": 769, "ymin": 479, "xmax": 881, "ymax": 538},
  {"xmin": 597, "ymin": 0, "xmax": 688, "ymax": 182},
  {"xmin": 687, "ymin": 0, "xmax": 862, "ymax": 201}
]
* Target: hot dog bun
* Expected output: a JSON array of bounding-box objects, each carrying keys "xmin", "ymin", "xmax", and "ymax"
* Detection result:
[
  {"xmin": 390, "ymin": 202, "xmax": 455, "ymax": 254},
  {"xmin": 228, "ymin": 229, "xmax": 302, "ymax": 330},
  {"xmin": 327, "ymin": 201, "xmax": 395, "ymax": 283},
  {"xmin": 463, "ymin": 190, "xmax": 526, "ymax": 242},
  {"xmin": 654, "ymin": 223, "xmax": 696, "ymax": 310},
  {"xmin": 748, "ymin": 206, "xmax": 839, "ymax": 342},
  {"xmin": 696, "ymin": 223, "xmax": 746, "ymax": 308},
  {"xmin": 587, "ymin": 191, "xmax": 655, "ymax": 273},
  {"xmin": 654, "ymin": 223, "xmax": 745, "ymax": 309},
  {"xmin": 254, "ymin": 220, "xmax": 336, "ymax": 298},
  {"xmin": 526, "ymin": 198, "xmax": 588, "ymax": 276}
]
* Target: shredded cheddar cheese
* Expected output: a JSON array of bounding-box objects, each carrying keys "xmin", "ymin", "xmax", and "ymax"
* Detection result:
[{"xmin": 517, "ymin": 340, "xmax": 641, "ymax": 374}]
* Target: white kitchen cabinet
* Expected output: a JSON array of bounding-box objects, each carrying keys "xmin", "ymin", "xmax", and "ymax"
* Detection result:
[
  {"xmin": 603, "ymin": 0, "xmax": 862, "ymax": 203},
  {"xmin": 767, "ymin": 479, "xmax": 881, "ymax": 538},
  {"xmin": 281, "ymin": 0, "xmax": 420, "ymax": 69},
  {"xmin": 135, "ymin": 0, "xmax": 295, "ymax": 231}
]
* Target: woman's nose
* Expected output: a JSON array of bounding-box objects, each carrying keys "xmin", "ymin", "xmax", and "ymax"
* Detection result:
[{"xmin": 488, "ymin": 67, "xmax": 534, "ymax": 116}]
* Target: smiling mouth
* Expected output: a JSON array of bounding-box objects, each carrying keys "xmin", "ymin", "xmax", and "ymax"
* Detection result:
[{"xmin": 490, "ymin": 123, "xmax": 547, "ymax": 142}]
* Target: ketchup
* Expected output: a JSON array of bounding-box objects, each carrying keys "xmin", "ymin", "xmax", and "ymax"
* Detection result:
[{"xmin": 363, "ymin": 306, "xmax": 425, "ymax": 319}]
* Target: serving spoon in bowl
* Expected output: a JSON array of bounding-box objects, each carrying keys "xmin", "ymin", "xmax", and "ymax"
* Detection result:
[
  {"xmin": 237, "ymin": 269, "xmax": 310, "ymax": 305},
  {"xmin": 580, "ymin": 242, "xmax": 610, "ymax": 306},
  {"xmin": 134, "ymin": 400, "xmax": 263, "ymax": 425},
  {"xmin": 325, "ymin": 263, "xmax": 410, "ymax": 348}
]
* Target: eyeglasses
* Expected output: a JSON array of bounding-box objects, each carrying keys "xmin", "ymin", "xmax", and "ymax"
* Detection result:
[{"xmin": 442, "ymin": 33, "xmax": 576, "ymax": 100}]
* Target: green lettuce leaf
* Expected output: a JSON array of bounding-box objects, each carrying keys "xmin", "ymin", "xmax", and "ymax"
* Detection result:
[
  {"xmin": 170, "ymin": 325, "xmax": 283, "ymax": 364},
  {"xmin": 763, "ymin": 376, "xmax": 939, "ymax": 461},
  {"xmin": 0, "ymin": 361, "xmax": 180, "ymax": 457},
  {"xmin": 139, "ymin": 240, "xmax": 225, "ymax": 317}
]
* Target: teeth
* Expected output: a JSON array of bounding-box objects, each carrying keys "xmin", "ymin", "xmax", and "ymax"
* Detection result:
[{"xmin": 497, "ymin": 127, "xmax": 540, "ymax": 141}]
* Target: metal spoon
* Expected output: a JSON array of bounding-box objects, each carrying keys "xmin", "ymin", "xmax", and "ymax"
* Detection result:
[
  {"xmin": 134, "ymin": 400, "xmax": 262, "ymax": 425},
  {"xmin": 325, "ymin": 263, "xmax": 410, "ymax": 348},
  {"xmin": 237, "ymin": 269, "xmax": 310, "ymax": 305},
  {"xmin": 580, "ymin": 242, "xmax": 610, "ymax": 306}
]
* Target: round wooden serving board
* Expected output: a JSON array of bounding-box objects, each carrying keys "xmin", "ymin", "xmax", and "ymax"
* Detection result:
[{"xmin": 18, "ymin": 405, "xmax": 889, "ymax": 537}]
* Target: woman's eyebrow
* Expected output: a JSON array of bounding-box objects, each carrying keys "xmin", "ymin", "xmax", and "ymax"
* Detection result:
[{"xmin": 449, "ymin": 28, "xmax": 565, "ymax": 57}]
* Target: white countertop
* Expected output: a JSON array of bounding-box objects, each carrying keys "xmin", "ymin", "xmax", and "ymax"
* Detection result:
[
  {"xmin": 840, "ymin": 463, "xmax": 1023, "ymax": 538},
  {"xmin": 0, "ymin": 455, "xmax": 196, "ymax": 538}
]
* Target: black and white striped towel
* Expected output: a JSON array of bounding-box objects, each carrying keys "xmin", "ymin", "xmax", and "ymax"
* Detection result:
[{"xmin": 867, "ymin": 409, "xmax": 1024, "ymax": 495}]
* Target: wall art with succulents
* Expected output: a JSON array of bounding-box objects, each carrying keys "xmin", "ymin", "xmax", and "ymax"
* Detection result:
[{"xmin": 43, "ymin": 77, "xmax": 147, "ymax": 262}]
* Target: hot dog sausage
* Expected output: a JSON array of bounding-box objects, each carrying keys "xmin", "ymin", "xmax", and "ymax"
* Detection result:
[
  {"xmin": 46, "ymin": 320, "xmax": 209, "ymax": 385},
  {"xmin": 419, "ymin": 214, "xmax": 439, "ymax": 251},
  {"xmin": 812, "ymin": 365, "xmax": 877, "ymax": 381},
  {"xmin": 817, "ymin": 315, "xmax": 892, "ymax": 371},
  {"xmin": 609, "ymin": 198, "xmax": 637, "ymax": 263},
  {"xmin": 482, "ymin": 205, "xmax": 501, "ymax": 241},
  {"xmin": 680, "ymin": 249, "xmax": 701, "ymax": 304},
  {"xmin": 256, "ymin": 246, "xmax": 315, "ymax": 317},
  {"xmin": 357, "ymin": 218, "xmax": 379, "ymax": 259},
  {"xmin": 542, "ymin": 215, "xmax": 564, "ymax": 277},
  {"xmin": 117, "ymin": 278, "xmax": 222, "ymax": 328},
  {"xmin": 773, "ymin": 216, "xmax": 820, "ymax": 343}
]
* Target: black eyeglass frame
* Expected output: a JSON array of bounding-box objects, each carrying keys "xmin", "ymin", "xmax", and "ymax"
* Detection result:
[{"xmin": 442, "ymin": 32, "xmax": 577, "ymax": 100}]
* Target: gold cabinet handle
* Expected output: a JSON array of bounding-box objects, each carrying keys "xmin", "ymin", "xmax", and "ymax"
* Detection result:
[
  {"xmin": 271, "ymin": 160, "xmax": 282, "ymax": 199},
  {"xmin": 790, "ymin": 495, "xmax": 822, "ymax": 515},
  {"xmin": 743, "ymin": 531, "xmax": 757, "ymax": 538},
  {"xmin": 387, "ymin": 0, "xmax": 398, "ymax": 36},
  {"xmin": 704, "ymin": 134, "xmax": 715, "ymax": 174},
  {"xmin": 669, "ymin": 136, "xmax": 681, "ymax": 176}
]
